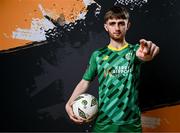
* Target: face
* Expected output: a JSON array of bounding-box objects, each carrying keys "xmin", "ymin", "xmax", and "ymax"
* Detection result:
[{"xmin": 104, "ymin": 18, "xmax": 130, "ymax": 41}]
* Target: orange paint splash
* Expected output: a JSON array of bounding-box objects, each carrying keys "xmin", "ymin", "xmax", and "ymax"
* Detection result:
[{"xmin": 0, "ymin": 0, "xmax": 88, "ymax": 51}]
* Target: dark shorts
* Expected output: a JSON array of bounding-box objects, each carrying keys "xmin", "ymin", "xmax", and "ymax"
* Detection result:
[{"xmin": 92, "ymin": 120, "xmax": 142, "ymax": 133}]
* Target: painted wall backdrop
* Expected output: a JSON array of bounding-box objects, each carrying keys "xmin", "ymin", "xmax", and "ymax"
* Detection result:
[{"xmin": 0, "ymin": 0, "xmax": 180, "ymax": 131}]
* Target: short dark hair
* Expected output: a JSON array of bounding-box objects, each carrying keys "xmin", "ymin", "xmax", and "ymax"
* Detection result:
[{"xmin": 104, "ymin": 6, "xmax": 130, "ymax": 23}]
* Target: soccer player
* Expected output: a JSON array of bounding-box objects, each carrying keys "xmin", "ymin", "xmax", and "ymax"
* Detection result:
[{"xmin": 65, "ymin": 6, "xmax": 160, "ymax": 132}]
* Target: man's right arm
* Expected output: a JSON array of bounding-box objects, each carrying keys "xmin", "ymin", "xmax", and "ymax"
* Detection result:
[
  {"xmin": 65, "ymin": 79, "xmax": 91, "ymax": 124},
  {"xmin": 66, "ymin": 51, "xmax": 97, "ymax": 124}
]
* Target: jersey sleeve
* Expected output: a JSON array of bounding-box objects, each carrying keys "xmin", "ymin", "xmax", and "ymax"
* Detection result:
[{"xmin": 83, "ymin": 51, "xmax": 98, "ymax": 81}]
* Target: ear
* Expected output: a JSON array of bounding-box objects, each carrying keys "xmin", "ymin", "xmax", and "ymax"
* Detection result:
[
  {"xmin": 127, "ymin": 21, "xmax": 131, "ymax": 30},
  {"xmin": 104, "ymin": 24, "xmax": 108, "ymax": 32}
]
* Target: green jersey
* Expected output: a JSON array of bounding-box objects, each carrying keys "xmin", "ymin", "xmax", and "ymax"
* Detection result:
[{"xmin": 83, "ymin": 43, "xmax": 143, "ymax": 125}]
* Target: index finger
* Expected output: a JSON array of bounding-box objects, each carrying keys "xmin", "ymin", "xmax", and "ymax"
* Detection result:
[{"xmin": 140, "ymin": 39, "xmax": 148, "ymax": 48}]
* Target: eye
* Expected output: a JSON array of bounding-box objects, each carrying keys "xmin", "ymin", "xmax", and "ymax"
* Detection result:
[
  {"xmin": 118, "ymin": 22, "xmax": 125, "ymax": 26},
  {"xmin": 109, "ymin": 22, "xmax": 116, "ymax": 26}
]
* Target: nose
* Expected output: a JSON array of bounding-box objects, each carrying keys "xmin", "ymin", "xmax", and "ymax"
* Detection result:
[{"xmin": 115, "ymin": 24, "xmax": 120, "ymax": 30}]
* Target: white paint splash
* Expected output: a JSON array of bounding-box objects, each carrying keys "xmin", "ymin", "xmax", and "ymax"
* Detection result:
[
  {"xmin": 142, "ymin": 116, "xmax": 161, "ymax": 129},
  {"xmin": 76, "ymin": 12, "xmax": 87, "ymax": 20},
  {"xmin": 114, "ymin": 0, "xmax": 148, "ymax": 9},
  {"xmin": 95, "ymin": 3, "xmax": 101, "ymax": 17},
  {"xmin": 38, "ymin": 4, "xmax": 46, "ymax": 16},
  {"xmin": 13, "ymin": 18, "xmax": 55, "ymax": 42},
  {"xmin": 12, "ymin": 4, "xmax": 56, "ymax": 42},
  {"xmin": 83, "ymin": 0, "xmax": 96, "ymax": 7}
]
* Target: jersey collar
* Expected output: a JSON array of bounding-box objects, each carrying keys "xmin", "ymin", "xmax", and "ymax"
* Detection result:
[{"xmin": 108, "ymin": 42, "xmax": 128, "ymax": 51}]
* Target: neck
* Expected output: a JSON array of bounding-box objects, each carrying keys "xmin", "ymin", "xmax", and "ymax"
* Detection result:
[{"xmin": 109, "ymin": 38, "xmax": 127, "ymax": 49}]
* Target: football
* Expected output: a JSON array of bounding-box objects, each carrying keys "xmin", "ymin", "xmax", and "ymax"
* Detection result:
[{"xmin": 72, "ymin": 93, "xmax": 98, "ymax": 122}]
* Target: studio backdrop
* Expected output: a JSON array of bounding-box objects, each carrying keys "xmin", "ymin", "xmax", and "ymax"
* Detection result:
[{"xmin": 0, "ymin": 0, "xmax": 180, "ymax": 132}]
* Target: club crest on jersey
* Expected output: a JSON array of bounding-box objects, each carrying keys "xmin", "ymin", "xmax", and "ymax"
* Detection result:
[{"xmin": 125, "ymin": 52, "xmax": 133, "ymax": 60}]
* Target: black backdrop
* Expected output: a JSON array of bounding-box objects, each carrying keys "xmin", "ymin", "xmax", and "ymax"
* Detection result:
[{"xmin": 0, "ymin": 0, "xmax": 180, "ymax": 131}]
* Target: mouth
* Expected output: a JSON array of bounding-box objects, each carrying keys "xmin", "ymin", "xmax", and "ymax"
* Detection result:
[{"xmin": 113, "ymin": 33, "xmax": 121, "ymax": 35}]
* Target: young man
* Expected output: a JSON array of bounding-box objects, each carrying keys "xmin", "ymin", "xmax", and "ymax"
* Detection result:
[{"xmin": 65, "ymin": 6, "xmax": 159, "ymax": 132}]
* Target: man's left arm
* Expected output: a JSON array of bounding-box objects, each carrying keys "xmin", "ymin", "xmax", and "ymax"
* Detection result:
[{"xmin": 136, "ymin": 39, "xmax": 160, "ymax": 62}]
